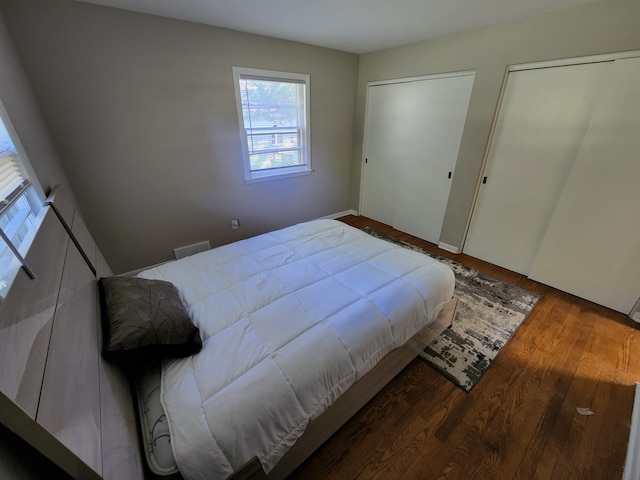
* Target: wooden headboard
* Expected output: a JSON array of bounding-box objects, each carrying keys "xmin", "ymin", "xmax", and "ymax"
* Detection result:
[{"xmin": 0, "ymin": 186, "xmax": 143, "ymax": 479}]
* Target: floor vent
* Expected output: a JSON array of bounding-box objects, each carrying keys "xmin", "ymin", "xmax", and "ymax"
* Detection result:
[{"xmin": 174, "ymin": 240, "xmax": 210, "ymax": 260}]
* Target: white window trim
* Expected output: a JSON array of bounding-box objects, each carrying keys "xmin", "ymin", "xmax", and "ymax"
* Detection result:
[
  {"xmin": 232, "ymin": 67, "xmax": 312, "ymax": 183},
  {"xmin": 0, "ymin": 98, "xmax": 45, "ymax": 290},
  {"xmin": 0, "ymin": 100, "xmax": 44, "ymax": 202}
]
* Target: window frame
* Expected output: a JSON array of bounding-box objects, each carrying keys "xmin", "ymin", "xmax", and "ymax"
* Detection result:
[
  {"xmin": 232, "ymin": 67, "xmax": 312, "ymax": 183},
  {"xmin": 0, "ymin": 98, "xmax": 44, "ymax": 295},
  {"xmin": 0, "ymin": 101, "xmax": 44, "ymax": 202}
]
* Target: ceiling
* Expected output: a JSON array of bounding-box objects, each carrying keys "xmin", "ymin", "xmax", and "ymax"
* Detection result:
[{"xmin": 75, "ymin": 0, "xmax": 604, "ymax": 53}]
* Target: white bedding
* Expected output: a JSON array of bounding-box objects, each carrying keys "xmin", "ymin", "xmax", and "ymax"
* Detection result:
[{"xmin": 138, "ymin": 219, "xmax": 454, "ymax": 479}]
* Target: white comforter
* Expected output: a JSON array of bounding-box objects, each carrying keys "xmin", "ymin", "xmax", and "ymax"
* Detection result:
[{"xmin": 138, "ymin": 219, "xmax": 454, "ymax": 479}]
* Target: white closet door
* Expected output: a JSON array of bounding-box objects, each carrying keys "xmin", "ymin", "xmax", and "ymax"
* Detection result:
[
  {"xmin": 360, "ymin": 81, "xmax": 407, "ymax": 226},
  {"xmin": 463, "ymin": 62, "xmax": 609, "ymax": 274},
  {"xmin": 393, "ymin": 74, "xmax": 474, "ymax": 244},
  {"xmin": 361, "ymin": 73, "xmax": 474, "ymax": 244},
  {"xmin": 529, "ymin": 57, "xmax": 640, "ymax": 314}
]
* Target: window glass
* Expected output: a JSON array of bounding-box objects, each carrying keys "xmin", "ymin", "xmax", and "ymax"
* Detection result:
[
  {"xmin": 0, "ymin": 104, "xmax": 42, "ymax": 298},
  {"xmin": 233, "ymin": 68, "xmax": 311, "ymax": 182}
]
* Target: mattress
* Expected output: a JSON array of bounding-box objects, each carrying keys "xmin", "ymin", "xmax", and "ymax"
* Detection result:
[
  {"xmin": 138, "ymin": 219, "xmax": 455, "ymax": 479},
  {"xmin": 134, "ymin": 363, "xmax": 179, "ymax": 476}
]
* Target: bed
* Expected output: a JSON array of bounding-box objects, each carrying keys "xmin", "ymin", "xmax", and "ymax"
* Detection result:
[
  {"xmin": 0, "ymin": 183, "xmax": 455, "ymax": 479},
  {"xmin": 120, "ymin": 219, "xmax": 456, "ymax": 479}
]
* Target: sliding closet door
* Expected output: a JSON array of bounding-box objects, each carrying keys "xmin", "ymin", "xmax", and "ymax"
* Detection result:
[
  {"xmin": 361, "ymin": 73, "xmax": 474, "ymax": 244},
  {"xmin": 529, "ymin": 57, "xmax": 640, "ymax": 314},
  {"xmin": 392, "ymin": 73, "xmax": 474, "ymax": 244},
  {"xmin": 463, "ymin": 62, "xmax": 609, "ymax": 274},
  {"xmin": 360, "ymin": 82, "xmax": 408, "ymax": 226}
]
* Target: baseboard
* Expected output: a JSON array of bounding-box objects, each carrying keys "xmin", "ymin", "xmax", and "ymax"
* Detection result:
[
  {"xmin": 120, "ymin": 211, "xmax": 359, "ymax": 276},
  {"xmin": 118, "ymin": 260, "xmax": 174, "ymax": 277},
  {"xmin": 319, "ymin": 209, "xmax": 358, "ymax": 220},
  {"xmin": 623, "ymin": 383, "xmax": 640, "ymax": 480},
  {"xmin": 438, "ymin": 242, "xmax": 460, "ymax": 254}
]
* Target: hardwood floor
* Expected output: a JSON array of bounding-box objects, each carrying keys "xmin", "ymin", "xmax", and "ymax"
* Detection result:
[{"xmin": 290, "ymin": 215, "xmax": 640, "ymax": 480}]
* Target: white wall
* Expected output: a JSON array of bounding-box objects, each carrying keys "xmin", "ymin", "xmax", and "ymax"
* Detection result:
[{"xmin": 2, "ymin": 0, "xmax": 359, "ymax": 273}]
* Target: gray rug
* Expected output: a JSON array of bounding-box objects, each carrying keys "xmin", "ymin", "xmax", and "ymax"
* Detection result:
[{"xmin": 363, "ymin": 228, "xmax": 541, "ymax": 392}]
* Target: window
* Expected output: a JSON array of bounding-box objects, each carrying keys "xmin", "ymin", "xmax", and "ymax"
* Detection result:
[
  {"xmin": 233, "ymin": 67, "xmax": 311, "ymax": 182},
  {"xmin": 0, "ymin": 100, "xmax": 43, "ymax": 298}
]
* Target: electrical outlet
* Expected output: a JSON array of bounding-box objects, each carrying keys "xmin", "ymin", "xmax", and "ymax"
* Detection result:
[{"xmin": 231, "ymin": 218, "xmax": 240, "ymax": 230}]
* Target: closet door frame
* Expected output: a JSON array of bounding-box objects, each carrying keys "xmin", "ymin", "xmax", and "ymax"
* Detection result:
[
  {"xmin": 359, "ymin": 70, "xmax": 475, "ymax": 236},
  {"xmin": 461, "ymin": 49, "xmax": 640, "ymax": 253}
]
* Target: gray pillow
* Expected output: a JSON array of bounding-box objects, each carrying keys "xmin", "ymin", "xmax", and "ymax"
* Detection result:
[{"xmin": 99, "ymin": 276, "xmax": 202, "ymax": 369}]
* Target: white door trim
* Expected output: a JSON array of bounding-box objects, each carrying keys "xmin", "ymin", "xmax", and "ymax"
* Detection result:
[{"xmin": 510, "ymin": 50, "xmax": 640, "ymax": 72}]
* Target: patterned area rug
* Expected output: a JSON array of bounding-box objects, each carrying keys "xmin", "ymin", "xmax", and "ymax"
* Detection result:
[{"xmin": 363, "ymin": 228, "xmax": 541, "ymax": 392}]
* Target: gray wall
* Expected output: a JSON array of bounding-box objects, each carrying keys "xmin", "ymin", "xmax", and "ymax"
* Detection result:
[
  {"xmin": 0, "ymin": 12, "xmax": 74, "ymax": 202},
  {"xmin": 354, "ymin": 0, "xmax": 640, "ymax": 251},
  {"xmin": 1, "ymin": 0, "xmax": 359, "ymax": 274},
  {"xmin": 5, "ymin": 0, "xmax": 639, "ymax": 272},
  {"xmin": 0, "ymin": 13, "xmax": 76, "ymax": 476}
]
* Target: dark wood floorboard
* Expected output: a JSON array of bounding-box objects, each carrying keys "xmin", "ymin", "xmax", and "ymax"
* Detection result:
[{"xmin": 289, "ymin": 215, "xmax": 640, "ymax": 480}]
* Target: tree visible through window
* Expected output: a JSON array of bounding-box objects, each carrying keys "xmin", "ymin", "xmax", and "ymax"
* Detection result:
[{"xmin": 233, "ymin": 68, "xmax": 311, "ymax": 182}]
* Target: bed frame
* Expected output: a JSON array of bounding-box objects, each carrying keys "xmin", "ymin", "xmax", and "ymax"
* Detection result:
[
  {"xmin": 267, "ymin": 297, "xmax": 456, "ymax": 479},
  {"xmin": 0, "ymin": 184, "xmax": 455, "ymax": 480}
]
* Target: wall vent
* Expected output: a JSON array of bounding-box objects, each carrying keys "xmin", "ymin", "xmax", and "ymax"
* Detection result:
[{"xmin": 174, "ymin": 240, "xmax": 210, "ymax": 260}]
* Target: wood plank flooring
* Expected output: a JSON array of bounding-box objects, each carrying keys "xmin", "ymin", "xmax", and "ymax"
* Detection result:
[{"xmin": 290, "ymin": 215, "xmax": 640, "ymax": 480}]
